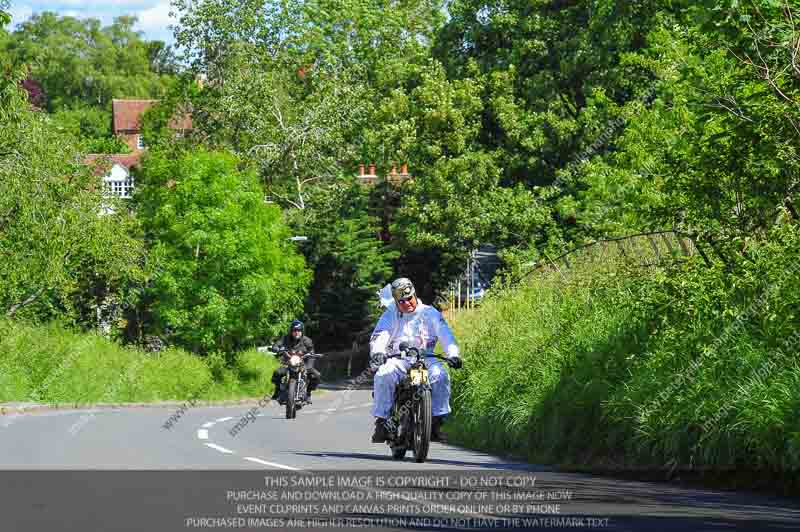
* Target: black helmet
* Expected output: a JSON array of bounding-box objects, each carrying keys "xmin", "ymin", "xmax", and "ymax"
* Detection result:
[
  {"xmin": 290, "ymin": 320, "xmax": 304, "ymax": 333},
  {"xmin": 391, "ymin": 277, "xmax": 416, "ymax": 302}
]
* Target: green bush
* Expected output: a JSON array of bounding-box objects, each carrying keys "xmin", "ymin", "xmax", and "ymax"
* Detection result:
[{"xmin": 448, "ymin": 225, "xmax": 800, "ymax": 478}]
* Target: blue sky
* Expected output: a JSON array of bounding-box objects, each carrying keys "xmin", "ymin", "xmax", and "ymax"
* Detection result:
[{"xmin": 7, "ymin": 1, "xmax": 178, "ymax": 44}]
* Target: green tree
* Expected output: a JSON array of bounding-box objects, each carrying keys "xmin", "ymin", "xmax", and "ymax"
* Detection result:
[
  {"xmin": 0, "ymin": 68, "xmax": 145, "ymax": 325},
  {"xmin": 135, "ymin": 149, "xmax": 311, "ymax": 354},
  {"xmin": 173, "ymin": 0, "xmax": 442, "ymax": 80},
  {"xmin": 0, "ymin": 0, "xmax": 10, "ymax": 28},
  {"xmin": 565, "ymin": 2, "xmax": 800, "ymax": 254},
  {"xmin": 181, "ymin": 43, "xmax": 370, "ymax": 208},
  {"xmin": 435, "ymin": 0, "xmax": 664, "ymax": 191},
  {"xmin": 50, "ymin": 105, "xmax": 132, "ymax": 154},
  {"xmin": 363, "ymin": 60, "xmax": 557, "ymax": 288},
  {"xmin": 3, "ymin": 13, "xmax": 174, "ymax": 112},
  {"xmin": 139, "ymin": 74, "xmax": 199, "ymax": 155},
  {"xmin": 289, "ymin": 179, "xmax": 398, "ymax": 346}
]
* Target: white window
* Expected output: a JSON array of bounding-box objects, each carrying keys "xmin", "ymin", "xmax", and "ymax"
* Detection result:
[
  {"xmin": 137, "ymin": 134, "xmax": 145, "ymax": 149},
  {"xmin": 104, "ymin": 178, "xmax": 134, "ymax": 199},
  {"xmin": 102, "ymin": 164, "xmax": 134, "ymax": 199}
]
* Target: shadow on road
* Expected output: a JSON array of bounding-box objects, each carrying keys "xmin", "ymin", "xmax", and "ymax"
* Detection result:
[{"xmin": 292, "ymin": 451, "xmax": 544, "ymax": 470}]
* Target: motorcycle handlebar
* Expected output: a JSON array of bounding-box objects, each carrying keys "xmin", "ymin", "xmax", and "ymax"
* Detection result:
[
  {"xmin": 388, "ymin": 348, "xmax": 446, "ymax": 361},
  {"xmin": 278, "ymin": 350, "xmax": 324, "ymax": 358},
  {"xmin": 257, "ymin": 347, "xmax": 324, "ymax": 359}
]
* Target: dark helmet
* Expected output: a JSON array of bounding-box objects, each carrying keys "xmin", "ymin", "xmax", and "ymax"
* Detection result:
[
  {"xmin": 391, "ymin": 277, "xmax": 416, "ymax": 302},
  {"xmin": 289, "ymin": 320, "xmax": 304, "ymax": 333}
]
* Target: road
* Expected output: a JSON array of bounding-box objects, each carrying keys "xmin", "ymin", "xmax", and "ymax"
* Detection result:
[{"xmin": 1, "ymin": 382, "xmax": 799, "ymax": 532}]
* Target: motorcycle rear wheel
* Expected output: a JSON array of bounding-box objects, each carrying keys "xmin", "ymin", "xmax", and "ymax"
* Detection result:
[
  {"xmin": 412, "ymin": 388, "xmax": 432, "ymax": 463},
  {"xmin": 286, "ymin": 379, "xmax": 297, "ymax": 419}
]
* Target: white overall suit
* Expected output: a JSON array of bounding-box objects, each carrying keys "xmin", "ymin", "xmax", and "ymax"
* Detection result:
[{"xmin": 369, "ymin": 300, "xmax": 460, "ymax": 419}]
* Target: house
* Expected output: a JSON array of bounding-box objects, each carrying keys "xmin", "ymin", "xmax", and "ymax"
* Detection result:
[
  {"xmin": 84, "ymin": 153, "xmax": 143, "ymax": 200},
  {"xmin": 85, "ymin": 99, "xmax": 192, "ymax": 200},
  {"xmin": 111, "ymin": 99, "xmax": 192, "ymax": 153}
]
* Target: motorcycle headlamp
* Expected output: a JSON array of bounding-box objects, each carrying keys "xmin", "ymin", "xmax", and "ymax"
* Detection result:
[{"xmin": 289, "ymin": 355, "xmax": 302, "ymax": 367}]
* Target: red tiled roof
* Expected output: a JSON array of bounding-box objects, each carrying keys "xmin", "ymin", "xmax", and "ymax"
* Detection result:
[
  {"xmin": 84, "ymin": 152, "xmax": 145, "ymax": 176},
  {"xmin": 112, "ymin": 99, "xmax": 194, "ymax": 133},
  {"xmin": 112, "ymin": 99, "xmax": 156, "ymax": 132}
]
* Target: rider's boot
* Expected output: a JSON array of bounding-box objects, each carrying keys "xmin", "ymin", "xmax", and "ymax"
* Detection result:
[
  {"xmin": 371, "ymin": 418, "xmax": 389, "ymax": 443},
  {"xmin": 305, "ymin": 390, "xmax": 313, "ymax": 404},
  {"xmin": 431, "ymin": 416, "xmax": 447, "ymax": 443},
  {"xmin": 271, "ymin": 387, "xmax": 280, "ymax": 401}
]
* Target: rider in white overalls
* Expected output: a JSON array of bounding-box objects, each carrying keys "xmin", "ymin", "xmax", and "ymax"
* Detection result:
[{"xmin": 369, "ymin": 278, "xmax": 462, "ymax": 443}]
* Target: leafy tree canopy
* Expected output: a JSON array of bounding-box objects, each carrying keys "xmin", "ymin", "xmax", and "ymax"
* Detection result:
[
  {"xmin": 0, "ymin": 68, "xmax": 145, "ymax": 324},
  {"xmin": 3, "ymin": 12, "xmax": 176, "ymax": 112},
  {"xmin": 135, "ymin": 149, "xmax": 312, "ymax": 354}
]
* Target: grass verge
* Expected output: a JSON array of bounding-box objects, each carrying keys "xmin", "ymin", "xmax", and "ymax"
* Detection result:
[
  {"xmin": 0, "ymin": 319, "xmax": 280, "ymax": 404},
  {"xmin": 447, "ymin": 225, "xmax": 800, "ymax": 494}
]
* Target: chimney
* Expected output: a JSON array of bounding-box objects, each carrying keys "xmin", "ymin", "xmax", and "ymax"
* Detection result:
[
  {"xmin": 388, "ymin": 164, "xmax": 400, "ymax": 185},
  {"xmin": 359, "ymin": 162, "xmax": 378, "ymax": 186}
]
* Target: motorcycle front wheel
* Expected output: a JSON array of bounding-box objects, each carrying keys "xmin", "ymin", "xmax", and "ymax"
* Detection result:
[
  {"xmin": 412, "ymin": 388, "xmax": 432, "ymax": 463},
  {"xmin": 286, "ymin": 379, "xmax": 297, "ymax": 419}
]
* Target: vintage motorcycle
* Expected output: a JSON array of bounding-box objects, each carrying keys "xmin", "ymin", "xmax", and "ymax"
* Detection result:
[
  {"xmin": 380, "ymin": 342, "xmax": 456, "ymax": 463},
  {"xmin": 258, "ymin": 346, "xmax": 324, "ymax": 419}
]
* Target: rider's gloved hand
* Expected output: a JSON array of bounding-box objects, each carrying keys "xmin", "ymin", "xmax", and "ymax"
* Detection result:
[
  {"xmin": 446, "ymin": 355, "xmax": 463, "ymax": 369},
  {"xmin": 370, "ymin": 352, "xmax": 386, "ymax": 371}
]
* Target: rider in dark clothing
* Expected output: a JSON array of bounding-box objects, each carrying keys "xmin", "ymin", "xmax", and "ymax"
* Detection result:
[{"xmin": 270, "ymin": 320, "xmax": 321, "ymax": 402}]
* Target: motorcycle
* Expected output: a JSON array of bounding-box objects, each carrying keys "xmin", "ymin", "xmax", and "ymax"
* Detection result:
[
  {"xmin": 258, "ymin": 346, "xmax": 324, "ymax": 419},
  {"xmin": 380, "ymin": 342, "xmax": 458, "ymax": 463}
]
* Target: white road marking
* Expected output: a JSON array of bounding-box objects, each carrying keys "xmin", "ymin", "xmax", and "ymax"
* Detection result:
[
  {"xmin": 205, "ymin": 443, "xmax": 234, "ymax": 454},
  {"xmin": 201, "ymin": 421, "xmax": 215, "ymax": 428},
  {"xmin": 238, "ymin": 457, "xmax": 495, "ymax": 520},
  {"xmin": 193, "ymin": 404, "xmax": 496, "ymax": 521},
  {"xmin": 244, "ymin": 457, "xmax": 301, "ymax": 471}
]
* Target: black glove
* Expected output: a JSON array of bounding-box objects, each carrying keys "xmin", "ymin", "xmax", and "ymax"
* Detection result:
[
  {"xmin": 446, "ymin": 356, "xmax": 463, "ymax": 369},
  {"xmin": 370, "ymin": 352, "xmax": 386, "ymax": 370}
]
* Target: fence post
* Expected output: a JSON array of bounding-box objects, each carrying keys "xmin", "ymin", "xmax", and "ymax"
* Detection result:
[
  {"xmin": 661, "ymin": 232, "xmax": 676, "ymax": 257},
  {"xmin": 677, "ymin": 235, "xmax": 691, "ymax": 256},
  {"xmin": 648, "ymin": 234, "xmax": 662, "ymax": 263}
]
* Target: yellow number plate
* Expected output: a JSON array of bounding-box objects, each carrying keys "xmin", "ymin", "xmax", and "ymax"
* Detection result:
[{"xmin": 409, "ymin": 369, "xmax": 428, "ymax": 385}]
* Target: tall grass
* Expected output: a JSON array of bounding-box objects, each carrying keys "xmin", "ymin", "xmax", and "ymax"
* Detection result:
[
  {"xmin": 448, "ymin": 225, "xmax": 800, "ymax": 482},
  {"xmin": 0, "ymin": 320, "xmax": 279, "ymax": 404}
]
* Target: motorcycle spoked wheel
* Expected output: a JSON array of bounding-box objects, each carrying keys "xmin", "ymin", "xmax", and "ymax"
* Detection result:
[
  {"xmin": 389, "ymin": 399, "xmax": 409, "ymax": 460},
  {"xmin": 286, "ymin": 379, "xmax": 297, "ymax": 419},
  {"xmin": 412, "ymin": 387, "xmax": 432, "ymax": 463}
]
